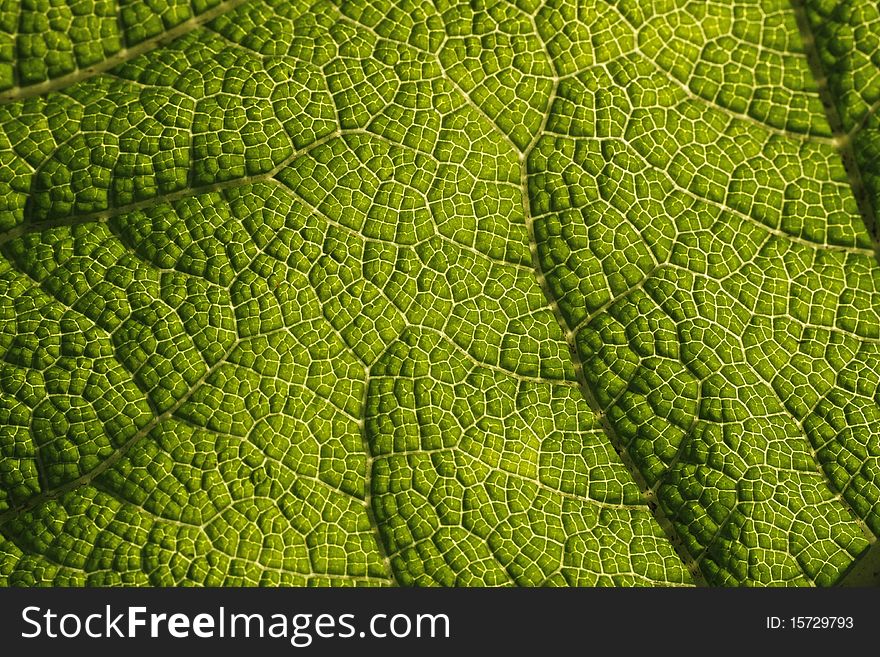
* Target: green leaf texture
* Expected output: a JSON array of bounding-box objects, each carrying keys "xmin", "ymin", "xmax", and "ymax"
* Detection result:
[{"xmin": 0, "ymin": 0, "xmax": 878, "ymax": 587}]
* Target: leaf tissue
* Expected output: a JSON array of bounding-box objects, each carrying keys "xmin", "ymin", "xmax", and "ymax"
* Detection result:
[{"xmin": 0, "ymin": 0, "xmax": 879, "ymax": 587}]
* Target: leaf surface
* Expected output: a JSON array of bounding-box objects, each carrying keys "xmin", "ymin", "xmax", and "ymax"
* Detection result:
[{"xmin": 0, "ymin": 0, "xmax": 878, "ymax": 586}]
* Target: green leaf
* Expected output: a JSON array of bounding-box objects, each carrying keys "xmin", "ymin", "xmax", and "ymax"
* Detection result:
[{"xmin": 0, "ymin": 0, "xmax": 878, "ymax": 587}]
